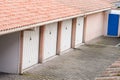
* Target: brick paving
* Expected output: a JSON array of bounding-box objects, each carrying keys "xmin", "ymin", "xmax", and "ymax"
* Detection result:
[{"xmin": 96, "ymin": 58, "xmax": 120, "ymax": 80}]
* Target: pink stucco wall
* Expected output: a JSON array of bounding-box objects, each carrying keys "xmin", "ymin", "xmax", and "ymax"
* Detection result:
[{"xmin": 84, "ymin": 12, "xmax": 104, "ymax": 42}]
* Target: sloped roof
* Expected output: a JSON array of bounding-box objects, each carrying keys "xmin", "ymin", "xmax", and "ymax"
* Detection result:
[
  {"xmin": 57, "ymin": 0, "xmax": 111, "ymax": 13},
  {"xmin": 0, "ymin": 0, "xmax": 111, "ymax": 34}
]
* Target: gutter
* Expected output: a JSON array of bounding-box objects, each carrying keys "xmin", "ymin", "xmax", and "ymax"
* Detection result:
[{"xmin": 0, "ymin": 8, "xmax": 111, "ymax": 36}]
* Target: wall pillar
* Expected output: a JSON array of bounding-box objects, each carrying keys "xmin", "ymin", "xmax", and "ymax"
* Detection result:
[
  {"xmin": 83, "ymin": 16, "xmax": 87, "ymax": 43},
  {"xmin": 39, "ymin": 26, "xmax": 45, "ymax": 63},
  {"xmin": 71, "ymin": 18, "xmax": 77, "ymax": 48},
  {"xmin": 19, "ymin": 31, "xmax": 23, "ymax": 74},
  {"xmin": 56, "ymin": 21, "xmax": 62, "ymax": 55}
]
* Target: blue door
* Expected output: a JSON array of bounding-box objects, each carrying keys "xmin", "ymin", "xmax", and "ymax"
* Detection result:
[{"xmin": 107, "ymin": 14, "xmax": 119, "ymax": 36}]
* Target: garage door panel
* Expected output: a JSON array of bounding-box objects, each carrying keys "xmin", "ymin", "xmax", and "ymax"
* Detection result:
[
  {"xmin": 61, "ymin": 19, "xmax": 72, "ymax": 52},
  {"xmin": 75, "ymin": 17, "xmax": 84, "ymax": 45},
  {"xmin": 22, "ymin": 27, "xmax": 39, "ymax": 69},
  {"xmin": 43, "ymin": 23, "xmax": 57, "ymax": 60}
]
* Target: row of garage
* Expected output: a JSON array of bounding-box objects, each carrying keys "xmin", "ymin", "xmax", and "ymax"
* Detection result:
[
  {"xmin": 0, "ymin": 12, "xmax": 107, "ymax": 74},
  {"xmin": 22, "ymin": 17, "xmax": 85, "ymax": 70}
]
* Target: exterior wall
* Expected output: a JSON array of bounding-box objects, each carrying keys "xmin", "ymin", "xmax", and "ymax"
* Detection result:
[
  {"xmin": 0, "ymin": 32, "xmax": 20, "ymax": 74},
  {"xmin": 84, "ymin": 12, "xmax": 104, "ymax": 42}
]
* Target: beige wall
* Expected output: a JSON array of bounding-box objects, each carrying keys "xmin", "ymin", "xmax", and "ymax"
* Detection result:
[{"xmin": 84, "ymin": 12, "xmax": 105, "ymax": 42}]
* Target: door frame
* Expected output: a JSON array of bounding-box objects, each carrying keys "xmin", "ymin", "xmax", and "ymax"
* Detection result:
[
  {"xmin": 19, "ymin": 31, "xmax": 23, "ymax": 74},
  {"xmin": 107, "ymin": 14, "xmax": 120, "ymax": 37},
  {"xmin": 19, "ymin": 27, "xmax": 40, "ymax": 74},
  {"xmin": 43, "ymin": 23, "xmax": 58, "ymax": 60},
  {"xmin": 60, "ymin": 19, "xmax": 72, "ymax": 52},
  {"xmin": 75, "ymin": 17, "xmax": 84, "ymax": 46}
]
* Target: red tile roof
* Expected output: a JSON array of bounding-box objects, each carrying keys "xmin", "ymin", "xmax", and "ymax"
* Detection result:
[
  {"xmin": 57, "ymin": 0, "xmax": 111, "ymax": 13},
  {"xmin": 0, "ymin": 0, "xmax": 111, "ymax": 33}
]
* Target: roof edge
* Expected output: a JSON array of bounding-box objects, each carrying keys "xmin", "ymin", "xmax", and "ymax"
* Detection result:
[
  {"xmin": 0, "ymin": 13, "xmax": 85, "ymax": 36},
  {"xmin": 0, "ymin": 8, "xmax": 111, "ymax": 36},
  {"xmin": 85, "ymin": 8, "xmax": 111, "ymax": 15}
]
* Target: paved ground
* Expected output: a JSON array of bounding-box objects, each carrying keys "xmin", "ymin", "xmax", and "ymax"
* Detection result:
[
  {"xmin": 0, "ymin": 37, "xmax": 120, "ymax": 80},
  {"xmin": 86, "ymin": 36, "xmax": 120, "ymax": 46}
]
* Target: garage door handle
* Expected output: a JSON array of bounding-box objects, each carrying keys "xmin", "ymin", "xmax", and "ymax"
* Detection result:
[
  {"xmin": 66, "ymin": 27, "xmax": 67, "ymax": 30},
  {"xmin": 30, "ymin": 37, "xmax": 32, "ymax": 40},
  {"xmin": 49, "ymin": 32, "xmax": 52, "ymax": 35}
]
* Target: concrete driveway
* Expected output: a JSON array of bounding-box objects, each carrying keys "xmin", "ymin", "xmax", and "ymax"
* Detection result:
[
  {"xmin": 86, "ymin": 36, "xmax": 120, "ymax": 46},
  {"xmin": 0, "ymin": 42, "xmax": 120, "ymax": 80}
]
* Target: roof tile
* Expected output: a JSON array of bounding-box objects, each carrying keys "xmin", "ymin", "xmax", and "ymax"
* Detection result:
[{"xmin": 0, "ymin": 0, "xmax": 111, "ymax": 32}]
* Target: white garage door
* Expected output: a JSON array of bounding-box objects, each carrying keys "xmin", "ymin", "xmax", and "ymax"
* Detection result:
[
  {"xmin": 61, "ymin": 19, "xmax": 72, "ymax": 52},
  {"xmin": 43, "ymin": 23, "xmax": 57, "ymax": 60},
  {"xmin": 22, "ymin": 27, "xmax": 39, "ymax": 70},
  {"xmin": 75, "ymin": 17, "xmax": 84, "ymax": 45}
]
